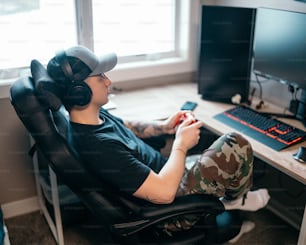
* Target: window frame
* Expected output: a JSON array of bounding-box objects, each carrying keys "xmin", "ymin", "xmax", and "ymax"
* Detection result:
[{"xmin": 76, "ymin": 0, "xmax": 196, "ymax": 83}]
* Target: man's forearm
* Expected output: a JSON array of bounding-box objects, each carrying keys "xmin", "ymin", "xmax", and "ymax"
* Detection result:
[{"xmin": 124, "ymin": 120, "xmax": 165, "ymax": 138}]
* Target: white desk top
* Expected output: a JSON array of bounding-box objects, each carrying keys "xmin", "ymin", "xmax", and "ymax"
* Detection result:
[{"xmin": 110, "ymin": 82, "xmax": 306, "ymax": 185}]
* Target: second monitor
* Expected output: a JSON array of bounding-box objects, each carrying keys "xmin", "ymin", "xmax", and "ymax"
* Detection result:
[{"xmin": 196, "ymin": 6, "xmax": 256, "ymax": 104}]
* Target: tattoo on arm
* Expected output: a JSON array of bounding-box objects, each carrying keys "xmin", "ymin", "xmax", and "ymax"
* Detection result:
[{"xmin": 125, "ymin": 120, "xmax": 164, "ymax": 138}]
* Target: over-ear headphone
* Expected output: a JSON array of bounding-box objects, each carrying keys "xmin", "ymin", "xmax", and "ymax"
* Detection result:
[{"xmin": 55, "ymin": 50, "xmax": 92, "ymax": 107}]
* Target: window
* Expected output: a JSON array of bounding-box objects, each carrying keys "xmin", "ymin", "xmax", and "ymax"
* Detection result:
[
  {"xmin": 0, "ymin": 0, "xmax": 194, "ymax": 83},
  {"xmin": 92, "ymin": 0, "xmax": 175, "ymax": 62},
  {"xmin": 0, "ymin": 0, "xmax": 76, "ymax": 75}
]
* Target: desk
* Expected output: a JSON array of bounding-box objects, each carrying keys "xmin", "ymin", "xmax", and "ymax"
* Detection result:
[{"xmin": 110, "ymin": 82, "xmax": 306, "ymax": 244}]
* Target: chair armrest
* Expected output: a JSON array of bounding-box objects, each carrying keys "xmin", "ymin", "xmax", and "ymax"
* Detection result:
[
  {"xmin": 112, "ymin": 194, "xmax": 225, "ymax": 236},
  {"xmin": 140, "ymin": 194, "xmax": 225, "ymax": 218}
]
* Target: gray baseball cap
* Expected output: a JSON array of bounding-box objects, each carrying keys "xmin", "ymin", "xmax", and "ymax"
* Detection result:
[{"xmin": 64, "ymin": 45, "xmax": 117, "ymax": 76}]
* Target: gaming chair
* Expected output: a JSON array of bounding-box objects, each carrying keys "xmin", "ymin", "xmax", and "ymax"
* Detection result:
[{"xmin": 9, "ymin": 59, "xmax": 243, "ymax": 244}]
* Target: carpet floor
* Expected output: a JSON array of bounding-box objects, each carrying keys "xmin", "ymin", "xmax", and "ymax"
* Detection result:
[{"xmin": 4, "ymin": 208, "xmax": 299, "ymax": 245}]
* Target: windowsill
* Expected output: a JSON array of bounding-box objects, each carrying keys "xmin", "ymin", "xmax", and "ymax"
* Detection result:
[
  {"xmin": 0, "ymin": 56, "xmax": 195, "ymax": 99},
  {"xmin": 108, "ymin": 55, "xmax": 194, "ymax": 82}
]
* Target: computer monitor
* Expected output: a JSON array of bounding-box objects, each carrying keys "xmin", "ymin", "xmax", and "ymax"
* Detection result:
[
  {"xmin": 253, "ymin": 8, "xmax": 306, "ymax": 89},
  {"xmin": 253, "ymin": 8, "xmax": 306, "ymax": 125},
  {"xmin": 196, "ymin": 6, "xmax": 255, "ymax": 104}
]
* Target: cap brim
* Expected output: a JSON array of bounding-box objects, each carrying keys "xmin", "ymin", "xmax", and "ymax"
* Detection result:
[{"xmin": 89, "ymin": 52, "xmax": 117, "ymax": 76}]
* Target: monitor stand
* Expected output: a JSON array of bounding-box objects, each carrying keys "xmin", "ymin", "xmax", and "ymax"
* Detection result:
[{"xmin": 258, "ymin": 89, "xmax": 306, "ymax": 128}]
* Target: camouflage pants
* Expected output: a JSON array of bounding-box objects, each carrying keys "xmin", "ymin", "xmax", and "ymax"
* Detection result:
[{"xmin": 162, "ymin": 132, "xmax": 254, "ymax": 233}]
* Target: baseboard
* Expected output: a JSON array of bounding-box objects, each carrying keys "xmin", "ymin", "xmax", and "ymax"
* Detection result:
[{"xmin": 1, "ymin": 196, "xmax": 40, "ymax": 219}]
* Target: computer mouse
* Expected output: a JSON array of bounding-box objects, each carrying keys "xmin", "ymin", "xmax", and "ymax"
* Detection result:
[{"xmin": 293, "ymin": 146, "xmax": 306, "ymax": 163}]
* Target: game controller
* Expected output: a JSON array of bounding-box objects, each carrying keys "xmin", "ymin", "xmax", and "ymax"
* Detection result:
[{"xmin": 175, "ymin": 112, "xmax": 196, "ymax": 126}]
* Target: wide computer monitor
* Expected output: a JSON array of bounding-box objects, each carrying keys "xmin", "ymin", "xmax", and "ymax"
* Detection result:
[{"xmin": 253, "ymin": 7, "xmax": 306, "ymax": 124}]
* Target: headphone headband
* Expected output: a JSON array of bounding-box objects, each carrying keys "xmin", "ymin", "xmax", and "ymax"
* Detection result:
[{"xmin": 55, "ymin": 50, "xmax": 74, "ymax": 81}]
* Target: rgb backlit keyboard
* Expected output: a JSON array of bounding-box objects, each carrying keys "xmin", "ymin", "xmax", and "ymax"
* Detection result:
[{"xmin": 214, "ymin": 106, "xmax": 306, "ymax": 151}]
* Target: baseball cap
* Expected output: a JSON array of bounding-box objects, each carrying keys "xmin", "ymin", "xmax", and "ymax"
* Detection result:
[
  {"xmin": 47, "ymin": 45, "xmax": 117, "ymax": 83},
  {"xmin": 64, "ymin": 46, "xmax": 117, "ymax": 76}
]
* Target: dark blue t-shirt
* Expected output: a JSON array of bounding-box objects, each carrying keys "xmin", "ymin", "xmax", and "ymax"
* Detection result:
[{"xmin": 70, "ymin": 108, "xmax": 167, "ymax": 194}]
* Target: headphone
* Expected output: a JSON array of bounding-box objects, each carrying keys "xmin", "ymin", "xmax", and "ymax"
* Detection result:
[{"xmin": 55, "ymin": 50, "xmax": 92, "ymax": 107}]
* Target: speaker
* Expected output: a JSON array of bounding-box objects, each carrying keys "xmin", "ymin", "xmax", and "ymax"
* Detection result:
[
  {"xmin": 196, "ymin": 6, "xmax": 256, "ymax": 104},
  {"xmin": 55, "ymin": 50, "xmax": 92, "ymax": 107}
]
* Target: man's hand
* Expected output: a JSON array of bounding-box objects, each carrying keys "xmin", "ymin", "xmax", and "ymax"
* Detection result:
[
  {"xmin": 162, "ymin": 111, "xmax": 196, "ymax": 135},
  {"xmin": 174, "ymin": 117, "xmax": 204, "ymax": 152},
  {"xmin": 175, "ymin": 111, "xmax": 196, "ymax": 127}
]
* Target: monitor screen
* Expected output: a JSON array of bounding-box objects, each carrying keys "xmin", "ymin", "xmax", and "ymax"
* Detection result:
[
  {"xmin": 253, "ymin": 8, "xmax": 306, "ymax": 89},
  {"xmin": 197, "ymin": 6, "xmax": 255, "ymax": 104}
]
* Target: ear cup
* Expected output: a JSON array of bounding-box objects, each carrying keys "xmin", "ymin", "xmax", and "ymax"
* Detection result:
[
  {"xmin": 65, "ymin": 81, "xmax": 92, "ymax": 107},
  {"xmin": 55, "ymin": 50, "xmax": 92, "ymax": 107}
]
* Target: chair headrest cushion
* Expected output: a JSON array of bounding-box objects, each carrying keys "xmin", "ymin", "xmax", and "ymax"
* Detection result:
[{"xmin": 30, "ymin": 59, "xmax": 64, "ymax": 111}]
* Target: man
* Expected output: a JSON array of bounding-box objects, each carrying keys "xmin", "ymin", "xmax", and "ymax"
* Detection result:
[{"xmin": 47, "ymin": 45, "xmax": 270, "ymax": 232}]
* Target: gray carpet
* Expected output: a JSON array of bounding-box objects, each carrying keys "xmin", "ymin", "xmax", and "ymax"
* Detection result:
[{"xmin": 5, "ymin": 208, "xmax": 299, "ymax": 245}]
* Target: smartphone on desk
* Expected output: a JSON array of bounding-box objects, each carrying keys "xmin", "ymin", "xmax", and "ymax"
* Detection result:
[{"xmin": 181, "ymin": 101, "xmax": 198, "ymax": 111}]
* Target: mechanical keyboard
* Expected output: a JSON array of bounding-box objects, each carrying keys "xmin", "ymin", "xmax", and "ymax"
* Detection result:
[{"xmin": 214, "ymin": 106, "xmax": 306, "ymax": 151}]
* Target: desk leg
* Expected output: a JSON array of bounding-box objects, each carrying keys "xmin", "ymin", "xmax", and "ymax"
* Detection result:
[{"xmin": 298, "ymin": 204, "xmax": 306, "ymax": 245}]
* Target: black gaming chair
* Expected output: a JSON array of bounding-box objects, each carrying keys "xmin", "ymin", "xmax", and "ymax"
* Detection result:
[{"xmin": 9, "ymin": 60, "xmax": 243, "ymax": 244}]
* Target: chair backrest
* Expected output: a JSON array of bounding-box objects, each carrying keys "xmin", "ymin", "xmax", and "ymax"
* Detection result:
[{"xmin": 9, "ymin": 60, "xmax": 138, "ymax": 224}]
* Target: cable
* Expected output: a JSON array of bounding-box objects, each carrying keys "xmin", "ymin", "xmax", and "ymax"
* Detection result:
[
  {"xmin": 248, "ymin": 87, "xmax": 256, "ymax": 106},
  {"xmin": 254, "ymin": 73, "xmax": 265, "ymax": 109}
]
